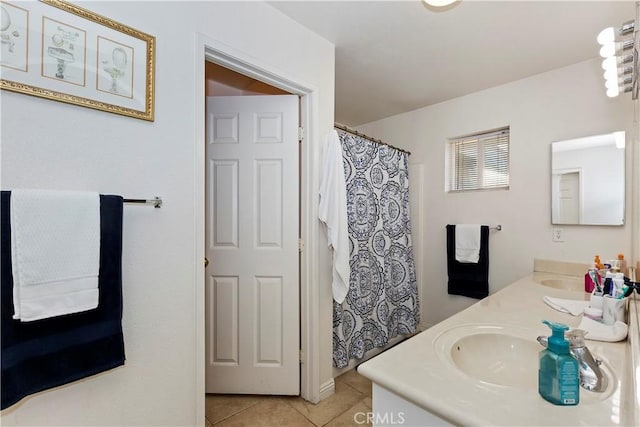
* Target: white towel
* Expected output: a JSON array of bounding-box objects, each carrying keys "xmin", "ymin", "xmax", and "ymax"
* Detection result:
[
  {"xmin": 319, "ymin": 130, "xmax": 350, "ymax": 304},
  {"xmin": 455, "ymin": 224, "xmax": 481, "ymax": 263},
  {"xmin": 10, "ymin": 189, "xmax": 100, "ymax": 321},
  {"xmin": 576, "ymin": 317, "xmax": 628, "ymax": 342},
  {"xmin": 543, "ymin": 296, "xmax": 590, "ymax": 316}
]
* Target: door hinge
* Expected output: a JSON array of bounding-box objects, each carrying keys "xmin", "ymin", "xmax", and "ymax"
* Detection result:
[
  {"xmin": 299, "ymin": 349, "xmax": 304, "ymax": 363},
  {"xmin": 298, "ymin": 238, "xmax": 305, "ymax": 253},
  {"xmin": 298, "ymin": 126, "xmax": 304, "ymax": 142}
]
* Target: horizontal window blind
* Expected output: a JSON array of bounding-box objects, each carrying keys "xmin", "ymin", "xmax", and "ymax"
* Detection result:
[{"xmin": 448, "ymin": 127, "xmax": 510, "ymax": 191}]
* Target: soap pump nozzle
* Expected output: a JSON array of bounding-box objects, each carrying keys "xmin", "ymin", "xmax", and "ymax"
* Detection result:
[{"xmin": 542, "ymin": 320, "xmax": 570, "ymax": 354}]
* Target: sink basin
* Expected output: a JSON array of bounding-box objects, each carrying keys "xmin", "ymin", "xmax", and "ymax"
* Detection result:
[
  {"xmin": 433, "ymin": 324, "xmax": 617, "ymax": 401},
  {"xmin": 450, "ymin": 333, "xmax": 539, "ymax": 387},
  {"xmin": 538, "ymin": 277, "xmax": 584, "ymax": 291},
  {"xmin": 435, "ymin": 325, "xmax": 539, "ymax": 387}
]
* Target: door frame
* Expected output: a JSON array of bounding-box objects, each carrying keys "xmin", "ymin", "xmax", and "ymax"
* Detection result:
[{"xmin": 194, "ymin": 33, "xmax": 321, "ymax": 423}]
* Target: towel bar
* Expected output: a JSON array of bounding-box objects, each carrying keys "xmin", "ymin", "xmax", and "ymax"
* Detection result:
[
  {"xmin": 123, "ymin": 197, "xmax": 162, "ymax": 208},
  {"xmin": 446, "ymin": 224, "xmax": 502, "ymax": 231}
]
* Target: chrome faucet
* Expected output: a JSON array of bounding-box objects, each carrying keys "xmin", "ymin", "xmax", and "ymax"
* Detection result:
[{"xmin": 536, "ymin": 329, "xmax": 607, "ymax": 393}]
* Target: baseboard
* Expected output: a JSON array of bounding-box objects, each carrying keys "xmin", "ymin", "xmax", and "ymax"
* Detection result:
[{"xmin": 319, "ymin": 378, "xmax": 335, "ymax": 401}]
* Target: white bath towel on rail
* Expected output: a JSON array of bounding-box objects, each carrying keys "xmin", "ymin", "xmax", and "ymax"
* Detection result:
[
  {"xmin": 455, "ymin": 224, "xmax": 481, "ymax": 263},
  {"xmin": 319, "ymin": 130, "xmax": 350, "ymax": 304},
  {"xmin": 10, "ymin": 189, "xmax": 100, "ymax": 321}
]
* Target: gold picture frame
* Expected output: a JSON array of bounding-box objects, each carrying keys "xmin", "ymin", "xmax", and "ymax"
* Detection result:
[{"xmin": 1, "ymin": 0, "xmax": 155, "ymax": 121}]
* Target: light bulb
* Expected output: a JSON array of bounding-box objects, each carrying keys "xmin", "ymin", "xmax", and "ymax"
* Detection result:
[
  {"xmin": 605, "ymin": 78, "xmax": 619, "ymax": 90},
  {"xmin": 606, "ymin": 86, "xmax": 620, "ymax": 97},
  {"xmin": 597, "ymin": 27, "xmax": 615, "ymax": 45},
  {"xmin": 423, "ymin": 0, "xmax": 457, "ymax": 6},
  {"xmin": 602, "ymin": 56, "xmax": 617, "ymax": 71},
  {"xmin": 599, "ymin": 42, "xmax": 616, "ymax": 58},
  {"xmin": 604, "ymin": 67, "xmax": 619, "ymax": 81}
]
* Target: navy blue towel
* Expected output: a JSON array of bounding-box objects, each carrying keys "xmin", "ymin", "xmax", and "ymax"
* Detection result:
[
  {"xmin": 446, "ymin": 224, "xmax": 490, "ymax": 299},
  {"xmin": 1, "ymin": 191, "xmax": 125, "ymax": 410}
]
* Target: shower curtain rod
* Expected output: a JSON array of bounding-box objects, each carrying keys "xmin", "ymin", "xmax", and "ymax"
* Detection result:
[{"xmin": 334, "ymin": 123, "xmax": 411, "ymax": 156}]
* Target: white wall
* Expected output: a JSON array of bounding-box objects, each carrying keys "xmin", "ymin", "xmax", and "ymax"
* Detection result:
[
  {"xmin": 357, "ymin": 58, "xmax": 635, "ymax": 327},
  {"xmin": 0, "ymin": 1, "xmax": 334, "ymax": 425}
]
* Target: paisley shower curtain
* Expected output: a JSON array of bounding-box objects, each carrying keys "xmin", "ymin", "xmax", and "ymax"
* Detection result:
[{"xmin": 332, "ymin": 129, "xmax": 419, "ymax": 369}]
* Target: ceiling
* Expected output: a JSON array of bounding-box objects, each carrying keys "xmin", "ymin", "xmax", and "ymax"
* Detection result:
[{"xmin": 269, "ymin": 1, "xmax": 636, "ymax": 126}]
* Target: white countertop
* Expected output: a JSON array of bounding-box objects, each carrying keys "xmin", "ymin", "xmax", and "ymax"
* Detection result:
[{"xmin": 358, "ymin": 272, "xmax": 639, "ymax": 426}]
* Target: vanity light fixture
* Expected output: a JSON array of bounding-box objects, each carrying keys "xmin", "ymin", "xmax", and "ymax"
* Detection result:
[
  {"xmin": 599, "ymin": 39, "xmax": 634, "ymax": 59},
  {"xmin": 597, "ymin": 2, "xmax": 639, "ymax": 99}
]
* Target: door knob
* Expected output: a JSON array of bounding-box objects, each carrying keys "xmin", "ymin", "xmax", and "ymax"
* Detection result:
[{"xmin": 205, "ymin": 257, "xmax": 210, "ymax": 268}]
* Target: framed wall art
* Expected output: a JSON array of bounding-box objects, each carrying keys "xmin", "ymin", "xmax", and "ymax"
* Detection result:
[{"xmin": 0, "ymin": 0, "xmax": 155, "ymax": 121}]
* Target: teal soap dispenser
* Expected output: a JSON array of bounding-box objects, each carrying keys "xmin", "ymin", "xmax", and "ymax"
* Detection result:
[{"xmin": 538, "ymin": 320, "xmax": 579, "ymax": 405}]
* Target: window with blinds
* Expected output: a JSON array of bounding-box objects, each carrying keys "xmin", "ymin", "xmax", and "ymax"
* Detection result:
[{"xmin": 447, "ymin": 127, "xmax": 510, "ymax": 192}]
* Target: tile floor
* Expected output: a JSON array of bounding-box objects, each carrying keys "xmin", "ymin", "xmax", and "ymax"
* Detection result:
[{"xmin": 205, "ymin": 369, "xmax": 372, "ymax": 426}]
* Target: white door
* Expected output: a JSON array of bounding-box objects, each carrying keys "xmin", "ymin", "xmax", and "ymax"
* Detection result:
[
  {"xmin": 558, "ymin": 172, "xmax": 580, "ymax": 223},
  {"xmin": 205, "ymin": 95, "xmax": 299, "ymax": 395}
]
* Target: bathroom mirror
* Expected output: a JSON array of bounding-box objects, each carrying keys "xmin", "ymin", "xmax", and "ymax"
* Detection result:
[{"xmin": 551, "ymin": 131, "xmax": 625, "ymax": 226}]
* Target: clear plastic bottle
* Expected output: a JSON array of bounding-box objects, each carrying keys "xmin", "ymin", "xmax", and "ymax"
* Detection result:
[
  {"xmin": 617, "ymin": 254, "xmax": 627, "ymax": 276},
  {"xmin": 538, "ymin": 320, "xmax": 579, "ymax": 406}
]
